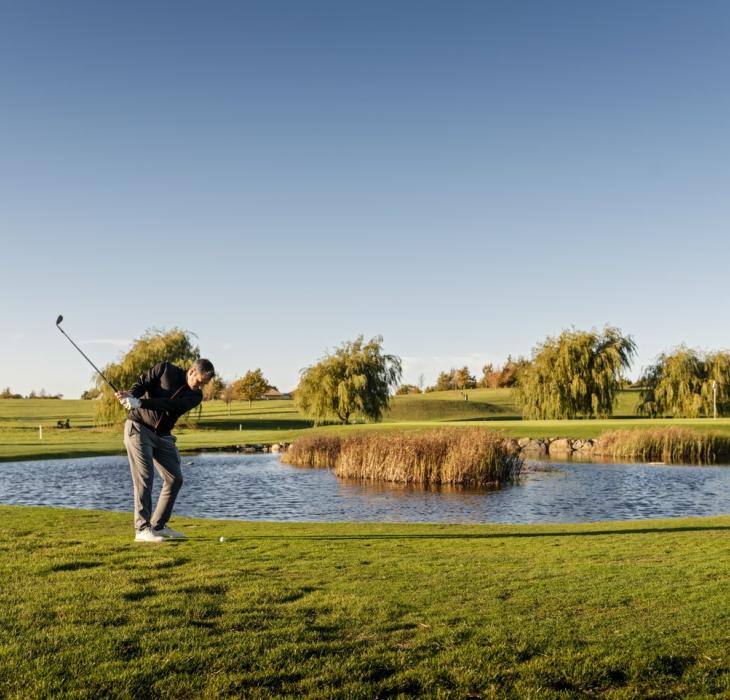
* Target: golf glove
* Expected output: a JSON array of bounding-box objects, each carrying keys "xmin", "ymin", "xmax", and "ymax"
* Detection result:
[{"xmin": 121, "ymin": 397, "xmax": 141, "ymax": 410}]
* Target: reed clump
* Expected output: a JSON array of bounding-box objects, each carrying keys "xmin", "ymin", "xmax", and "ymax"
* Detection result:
[
  {"xmin": 281, "ymin": 435, "xmax": 342, "ymax": 468},
  {"xmin": 284, "ymin": 429, "xmax": 523, "ymax": 487},
  {"xmin": 596, "ymin": 427, "xmax": 730, "ymax": 464}
]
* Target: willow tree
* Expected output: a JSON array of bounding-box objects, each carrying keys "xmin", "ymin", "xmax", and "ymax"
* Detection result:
[
  {"xmin": 637, "ymin": 347, "xmax": 730, "ymax": 417},
  {"xmin": 95, "ymin": 328, "xmax": 200, "ymax": 424},
  {"xmin": 706, "ymin": 351, "xmax": 730, "ymax": 415},
  {"xmin": 296, "ymin": 335, "xmax": 402, "ymax": 425},
  {"xmin": 514, "ymin": 327, "xmax": 636, "ymax": 419}
]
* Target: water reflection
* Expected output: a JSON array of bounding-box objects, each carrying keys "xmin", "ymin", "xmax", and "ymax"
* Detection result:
[{"xmin": 0, "ymin": 453, "xmax": 728, "ymax": 524}]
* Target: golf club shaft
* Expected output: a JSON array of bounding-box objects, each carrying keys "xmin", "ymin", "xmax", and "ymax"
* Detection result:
[{"xmin": 57, "ymin": 325, "xmax": 118, "ymax": 392}]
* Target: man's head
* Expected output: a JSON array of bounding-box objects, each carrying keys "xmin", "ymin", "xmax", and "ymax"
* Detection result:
[{"xmin": 187, "ymin": 358, "xmax": 215, "ymax": 390}]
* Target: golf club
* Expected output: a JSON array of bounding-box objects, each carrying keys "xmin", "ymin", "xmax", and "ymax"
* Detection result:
[{"xmin": 55, "ymin": 315, "xmax": 119, "ymax": 392}]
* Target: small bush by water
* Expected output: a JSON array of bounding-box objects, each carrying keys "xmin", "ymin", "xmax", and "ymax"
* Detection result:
[
  {"xmin": 283, "ymin": 429, "xmax": 523, "ymax": 486},
  {"xmin": 596, "ymin": 427, "xmax": 730, "ymax": 464}
]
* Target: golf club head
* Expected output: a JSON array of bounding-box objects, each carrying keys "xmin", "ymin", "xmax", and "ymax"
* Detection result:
[{"xmin": 56, "ymin": 315, "xmax": 63, "ymax": 326}]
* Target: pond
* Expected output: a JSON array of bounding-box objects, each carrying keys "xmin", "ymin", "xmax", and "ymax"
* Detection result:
[{"xmin": 0, "ymin": 453, "xmax": 729, "ymax": 524}]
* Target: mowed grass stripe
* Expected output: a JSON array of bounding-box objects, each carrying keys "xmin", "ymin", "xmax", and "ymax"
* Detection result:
[{"xmin": 0, "ymin": 506, "xmax": 728, "ymax": 698}]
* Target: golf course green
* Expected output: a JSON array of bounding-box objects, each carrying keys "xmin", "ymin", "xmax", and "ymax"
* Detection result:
[{"xmin": 4, "ymin": 389, "xmax": 730, "ymax": 462}]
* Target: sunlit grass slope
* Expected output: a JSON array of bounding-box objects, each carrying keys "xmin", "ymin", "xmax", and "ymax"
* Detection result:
[
  {"xmin": 0, "ymin": 506, "xmax": 728, "ymax": 698},
  {"xmin": 384, "ymin": 388, "xmax": 520, "ymax": 421}
]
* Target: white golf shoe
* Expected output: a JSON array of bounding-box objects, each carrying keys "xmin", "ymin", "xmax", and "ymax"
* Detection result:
[
  {"xmin": 154, "ymin": 526, "xmax": 186, "ymax": 539},
  {"xmin": 135, "ymin": 528, "xmax": 166, "ymax": 543}
]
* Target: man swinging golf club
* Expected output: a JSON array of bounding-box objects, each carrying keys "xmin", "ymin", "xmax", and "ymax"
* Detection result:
[{"xmin": 117, "ymin": 358, "xmax": 215, "ymax": 542}]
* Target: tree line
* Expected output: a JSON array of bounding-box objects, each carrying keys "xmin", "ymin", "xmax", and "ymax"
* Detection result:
[
  {"xmin": 395, "ymin": 356, "xmax": 531, "ymax": 395},
  {"xmin": 83, "ymin": 328, "xmax": 287, "ymax": 423},
  {"xmin": 82, "ymin": 329, "xmax": 402, "ymax": 426},
  {"xmin": 419, "ymin": 330, "xmax": 730, "ymax": 420},
  {"xmin": 1, "ymin": 387, "xmax": 63, "ymax": 399},
  {"xmin": 26, "ymin": 325, "xmax": 730, "ymax": 424}
]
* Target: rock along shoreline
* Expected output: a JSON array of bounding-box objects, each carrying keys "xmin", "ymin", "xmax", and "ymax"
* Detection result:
[{"xmin": 192, "ymin": 438, "xmax": 595, "ymax": 459}]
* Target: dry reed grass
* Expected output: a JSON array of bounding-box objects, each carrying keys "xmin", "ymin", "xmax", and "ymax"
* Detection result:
[
  {"xmin": 283, "ymin": 429, "xmax": 523, "ymax": 487},
  {"xmin": 280, "ymin": 435, "xmax": 342, "ymax": 468},
  {"xmin": 596, "ymin": 427, "xmax": 730, "ymax": 464}
]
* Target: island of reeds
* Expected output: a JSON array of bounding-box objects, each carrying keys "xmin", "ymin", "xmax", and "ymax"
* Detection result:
[{"xmin": 282, "ymin": 428, "xmax": 523, "ymax": 487}]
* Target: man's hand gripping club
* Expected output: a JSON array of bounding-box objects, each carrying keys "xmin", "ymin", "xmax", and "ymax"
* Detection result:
[{"xmin": 116, "ymin": 390, "xmax": 141, "ymax": 410}]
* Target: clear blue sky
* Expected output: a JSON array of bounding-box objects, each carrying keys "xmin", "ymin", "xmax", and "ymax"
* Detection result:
[{"xmin": 2, "ymin": 0, "xmax": 729, "ymax": 397}]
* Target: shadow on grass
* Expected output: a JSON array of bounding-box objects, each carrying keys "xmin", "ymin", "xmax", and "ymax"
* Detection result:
[
  {"xmin": 0, "ymin": 449, "xmax": 127, "ymax": 464},
  {"xmin": 197, "ymin": 419, "xmax": 314, "ymax": 431},
  {"xmin": 49, "ymin": 560, "xmax": 103, "ymax": 572},
  {"xmin": 448, "ymin": 415, "xmax": 523, "ymax": 422},
  {"xmin": 121, "ymin": 588, "xmax": 157, "ymax": 602},
  {"xmin": 185, "ymin": 524, "xmax": 730, "ymax": 542}
]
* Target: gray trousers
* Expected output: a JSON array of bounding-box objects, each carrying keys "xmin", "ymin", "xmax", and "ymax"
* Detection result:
[{"xmin": 123, "ymin": 419, "xmax": 184, "ymax": 531}]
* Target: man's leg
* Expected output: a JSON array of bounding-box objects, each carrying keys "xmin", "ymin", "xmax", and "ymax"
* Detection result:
[
  {"xmin": 123, "ymin": 420, "xmax": 156, "ymax": 532},
  {"xmin": 150, "ymin": 434, "xmax": 184, "ymax": 530}
]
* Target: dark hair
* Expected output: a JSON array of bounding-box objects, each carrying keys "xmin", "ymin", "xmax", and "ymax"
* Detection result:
[{"xmin": 192, "ymin": 358, "xmax": 215, "ymax": 379}]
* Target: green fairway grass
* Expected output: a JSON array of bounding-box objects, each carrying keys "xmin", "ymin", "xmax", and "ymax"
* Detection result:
[
  {"xmin": 4, "ymin": 393, "xmax": 730, "ymax": 463},
  {"xmin": 0, "ymin": 398, "xmax": 97, "ymax": 427},
  {"xmin": 385, "ymin": 388, "xmax": 521, "ymax": 421},
  {"xmin": 387, "ymin": 387, "xmax": 643, "ymax": 420},
  {"xmin": 0, "ymin": 506, "xmax": 728, "ymax": 698}
]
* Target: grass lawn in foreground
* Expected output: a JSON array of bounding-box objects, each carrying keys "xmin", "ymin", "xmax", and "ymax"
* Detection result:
[{"xmin": 0, "ymin": 506, "xmax": 728, "ymax": 698}]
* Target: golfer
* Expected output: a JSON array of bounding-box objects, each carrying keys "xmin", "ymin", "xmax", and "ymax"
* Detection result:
[{"xmin": 116, "ymin": 358, "xmax": 215, "ymax": 542}]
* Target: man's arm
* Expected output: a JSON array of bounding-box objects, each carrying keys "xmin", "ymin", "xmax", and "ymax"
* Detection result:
[
  {"xmin": 139, "ymin": 392, "xmax": 202, "ymax": 415},
  {"xmin": 128, "ymin": 362, "xmax": 167, "ymax": 399}
]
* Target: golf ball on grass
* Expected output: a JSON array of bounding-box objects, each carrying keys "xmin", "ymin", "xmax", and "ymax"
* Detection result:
[{"xmin": 219, "ymin": 536, "xmax": 226, "ymax": 543}]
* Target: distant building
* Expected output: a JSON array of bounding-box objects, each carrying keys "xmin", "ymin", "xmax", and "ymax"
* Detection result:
[{"xmin": 262, "ymin": 388, "xmax": 292, "ymax": 400}]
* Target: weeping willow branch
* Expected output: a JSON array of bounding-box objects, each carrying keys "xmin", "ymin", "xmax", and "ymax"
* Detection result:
[{"xmin": 514, "ymin": 326, "xmax": 636, "ymax": 419}]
